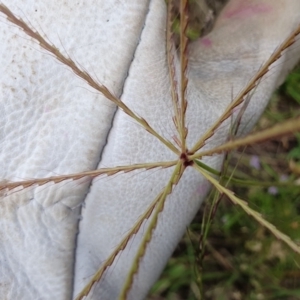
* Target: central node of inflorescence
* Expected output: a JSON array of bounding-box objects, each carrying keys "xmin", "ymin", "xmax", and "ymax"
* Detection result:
[{"xmin": 180, "ymin": 152, "xmax": 193, "ymax": 167}]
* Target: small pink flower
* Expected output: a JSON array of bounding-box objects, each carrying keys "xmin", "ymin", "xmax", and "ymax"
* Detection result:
[
  {"xmin": 280, "ymin": 174, "xmax": 289, "ymax": 182},
  {"xmin": 268, "ymin": 186, "xmax": 278, "ymax": 195},
  {"xmin": 249, "ymin": 155, "xmax": 261, "ymax": 170}
]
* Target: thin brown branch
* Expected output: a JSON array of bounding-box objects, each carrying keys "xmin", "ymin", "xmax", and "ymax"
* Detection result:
[
  {"xmin": 0, "ymin": 160, "xmax": 177, "ymax": 192},
  {"xmin": 194, "ymin": 164, "xmax": 300, "ymax": 255},
  {"xmin": 0, "ymin": 3, "xmax": 179, "ymax": 155},
  {"xmin": 189, "ymin": 117, "xmax": 300, "ymax": 159},
  {"xmin": 189, "ymin": 23, "xmax": 300, "ymax": 154},
  {"xmin": 166, "ymin": 0, "xmax": 181, "ymax": 144},
  {"xmin": 179, "ymin": 0, "xmax": 189, "ymax": 152},
  {"xmin": 75, "ymin": 189, "xmax": 166, "ymax": 300},
  {"xmin": 120, "ymin": 161, "xmax": 185, "ymax": 298}
]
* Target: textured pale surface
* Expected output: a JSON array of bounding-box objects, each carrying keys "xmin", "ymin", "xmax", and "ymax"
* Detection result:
[
  {"xmin": 0, "ymin": 0, "xmax": 149, "ymax": 299},
  {"xmin": 0, "ymin": 0, "xmax": 300, "ymax": 299}
]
